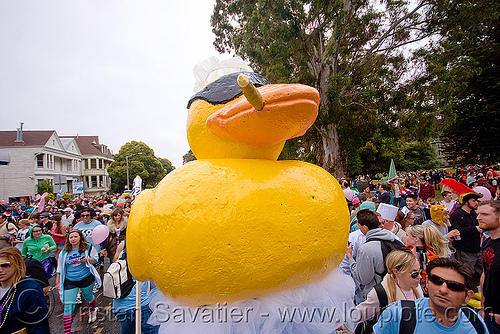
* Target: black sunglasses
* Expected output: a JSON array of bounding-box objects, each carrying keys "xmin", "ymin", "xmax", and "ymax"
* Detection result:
[
  {"xmin": 81, "ymin": 214, "xmax": 90, "ymax": 217},
  {"xmin": 0, "ymin": 262, "xmax": 12, "ymax": 268},
  {"xmin": 409, "ymin": 270, "xmax": 422, "ymax": 279},
  {"xmin": 428, "ymin": 273, "xmax": 467, "ymax": 292}
]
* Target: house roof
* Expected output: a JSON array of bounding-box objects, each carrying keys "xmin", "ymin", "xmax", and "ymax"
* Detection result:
[
  {"xmin": 0, "ymin": 131, "xmax": 55, "ymax": 147},
  {"xmin": 60, "ymin": 136, "xmax": 113, "ymax": 158}
]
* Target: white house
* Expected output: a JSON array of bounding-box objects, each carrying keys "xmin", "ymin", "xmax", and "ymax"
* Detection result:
[
  {"xmin": 60, "ymin": 135, "xmax": 114, "ymax": 196},
  {"xmin": 0, "ymin": 129, "xmax": 82, "ymax": 201},
  {"xmin": 0, "ymin": 127, "xmax": 114, "ymax": 201}
]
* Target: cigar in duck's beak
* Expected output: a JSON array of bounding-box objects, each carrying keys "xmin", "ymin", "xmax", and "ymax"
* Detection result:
[{"xmin": 237, "ymin": 74, "xmax": 265, "ymax": 111}]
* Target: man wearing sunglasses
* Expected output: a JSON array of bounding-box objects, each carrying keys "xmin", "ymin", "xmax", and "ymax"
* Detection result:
[
  {"xmin": 73, "ymin": 208, "xmax": 103, "ymax": 255},
  {"xmin": 478, "ymin": 200, "xmax": 500, "ymax": 333},
  {"xmin": 374, "ymin": 258, "xmax": 488, "ymax": 333}
]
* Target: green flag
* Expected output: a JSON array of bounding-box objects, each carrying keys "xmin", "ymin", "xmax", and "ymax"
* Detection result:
[{"xmin": 388, "ymin": 159, "xmax": 397, "ymax": 180}]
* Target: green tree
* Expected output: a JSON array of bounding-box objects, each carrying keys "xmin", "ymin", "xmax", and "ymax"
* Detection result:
[
  {"xmin": 182, "ymin": 150, "xmax": 197, "ymax": 164},
  {"xmin": 397, "ymin": 140, "xmax": 440, "ymax": 172},
  {"xmin": 212, "ymin": 0, "xmax": 440, "ymax": 176},
  {"xmin": 416, "ymin": 0, "xmax": 500, "ymax": 165},
  {"xmin": 37, "ymin": 179, "xmax": 53, "ymax": 195},
  {"xmin": 108, "ymin": 141, "xmax": 168, "ymax": 192},
  {"xmin": 158, "ymin": 158, "xmax": 175, "ymax": 174}
]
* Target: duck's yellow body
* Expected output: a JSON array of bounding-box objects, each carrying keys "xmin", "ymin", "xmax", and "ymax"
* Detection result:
[
  {"xmin": 127, "ymin": 159, "xmax": 348, "ymax": 306},
  {"xmin": 127, "ymin": 71, "xmax": 349, "ymax": 306}
]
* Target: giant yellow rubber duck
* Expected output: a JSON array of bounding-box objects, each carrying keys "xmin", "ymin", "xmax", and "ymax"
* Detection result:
[{"xmin": 127, "ymin": 63, "xmax": 350, "ymax": 307}]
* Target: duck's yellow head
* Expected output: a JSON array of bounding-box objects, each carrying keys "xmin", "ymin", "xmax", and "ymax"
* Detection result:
[{"xmin": 187, "ymin": 72, "xmax": 320, "ymax": 160}]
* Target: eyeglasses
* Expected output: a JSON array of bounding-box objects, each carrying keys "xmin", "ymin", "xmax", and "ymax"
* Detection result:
[
  {"xmin": 428, "ymin": 273, "xmax": 467, "ymax": 292},
  {"xmin": 0, "ymin": 262, "xmax": 12, "ymax": 268},
  {"xmin": 81, "ymin": 214, "xmax": 90, "ymax": 217},
  {"xmin": 409, "ymin": 270, "xmax": 422, "ymax": 279}
]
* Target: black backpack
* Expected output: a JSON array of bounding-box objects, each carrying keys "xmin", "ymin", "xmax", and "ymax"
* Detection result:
[
  {"xmin": 365, "ymin": 238, "xmax": 411, "ymax": 278},
  {"xmin": 355, "ymin": 284, "xmax": 389, "ymax": 334}
]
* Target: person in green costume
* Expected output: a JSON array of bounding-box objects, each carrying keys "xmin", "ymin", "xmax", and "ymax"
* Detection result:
[{"xmin": 21, "ymin": 224, "xmax": 56, "ymax": 278}]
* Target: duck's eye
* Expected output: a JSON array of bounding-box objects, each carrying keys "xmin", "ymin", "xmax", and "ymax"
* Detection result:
[{"xmin": 187, "ymin": 72, "xmax": 272, "ymax": 108}]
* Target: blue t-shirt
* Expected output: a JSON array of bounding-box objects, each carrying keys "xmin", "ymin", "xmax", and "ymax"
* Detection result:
[
  {"xmin": 73, "ymin": 220, "xmax": 102, "ymax": 253},
  {"xmin": 112, "ymin": 279, "xmax": 154, "ymax": 313},
  {"xmin": 373, "ymin": 297, "xmax": 487, "ymax": 334},
  {"xmin": 65, "ymin": 249, "xmax": 91, "ymax": 281}
]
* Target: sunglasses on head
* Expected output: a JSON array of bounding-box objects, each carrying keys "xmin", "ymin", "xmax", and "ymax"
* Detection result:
[
  {"xmin": 409, "ymin": 270, "xmax": 422, "ymax": 279},
  {"xmin": 428, "ymin": 273, "xmax": 467, "ymax": 292},
  {"xmin": 0, "ymin": 262, "xmax": 12, "ymax": 268}
]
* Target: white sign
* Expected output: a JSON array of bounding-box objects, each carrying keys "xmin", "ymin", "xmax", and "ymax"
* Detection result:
[
  {"xmin": 132, "ymin": 175, "xmax": 142, "ymax": 201},
  {"xmin": 72, "ymin": 181, "xmax": 84, "ymax": 194}
]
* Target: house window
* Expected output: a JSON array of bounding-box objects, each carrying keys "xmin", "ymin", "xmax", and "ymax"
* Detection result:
[
  {"xmin": 67, "ymin": 160, "xmax": 72, "ymax": 171},
  {"xmin": 46, "ymin": 154, "xmax": 53, "ymax": 169},
  {"xmin": 90, "ymin": 159, "xmax": 97, "ymax": 169},
  {"xmin": 59, "ymin": 158, "xmax": 63, "ymax": 171},
  {"xmin": 91, "ymin": 176, "xmax": 98, "ymax": 188},
  {"xmin": 74, "ymin": 160, "xmax": 78, "ymax": 171},
  {"xmin": 36, "ymin": 154, "xmax": 44, "ymax": 168}
]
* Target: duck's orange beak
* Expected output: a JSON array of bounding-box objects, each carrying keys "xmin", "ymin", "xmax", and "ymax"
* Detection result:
[{"xmin": 206, "ymin": 84, "xmax": 320, "ymax": 147}]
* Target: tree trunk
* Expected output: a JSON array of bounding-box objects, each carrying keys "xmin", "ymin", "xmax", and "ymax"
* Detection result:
[{"xmin": 316, "ymin": 122, "xmax": 345, "ymax": 178}]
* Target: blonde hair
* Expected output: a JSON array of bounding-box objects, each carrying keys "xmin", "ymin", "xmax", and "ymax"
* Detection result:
[
  {"xmin": 406, "ymin": 225, "xmax": 448, "ymax": 257},
  {"xmin": 385, "ymin": 250, "xmax": 419, "ymax": 302},
  {"xmin": 17, "ymin": 219, "xmax": 32, "ymax": 228},
  {"xmin": 0, "ymin": 247, "xmax": 26, "ymax": 286}
]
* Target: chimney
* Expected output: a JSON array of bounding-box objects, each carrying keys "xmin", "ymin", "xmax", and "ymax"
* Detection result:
[{"xmin": 14, "ymin": 122, "xmax": 25, "ymax": 145}]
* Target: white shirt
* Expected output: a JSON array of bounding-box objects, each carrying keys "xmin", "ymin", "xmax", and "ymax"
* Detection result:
[{"xmin": 438, "ymin": 199, "xmax": 458, "ymax": 213}]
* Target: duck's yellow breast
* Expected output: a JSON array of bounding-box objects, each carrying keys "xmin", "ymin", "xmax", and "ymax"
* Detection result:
[{"xmin": 127, "ymin": 159, "xmax": 349, "ymax": 306}]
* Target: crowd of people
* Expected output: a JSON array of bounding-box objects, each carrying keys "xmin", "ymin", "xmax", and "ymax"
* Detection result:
[
  {"xmin": 0, "ymin": 194, "xmax": 158, "ymax": 334},
  {"xmin": 339, "ymin": 166, "xmax": 500, "ymax": 333},
  {"xmin": 0, "ymin": 165, "xmax": 499, "ymax": 333}
]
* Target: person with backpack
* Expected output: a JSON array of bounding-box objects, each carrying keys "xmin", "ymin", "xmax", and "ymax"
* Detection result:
[
  {"xmin": 355, "ymin": 250, "xmax": 424, "ymax": 334},
  {"xmin": 55, "ymin": 230, "xmax": 101, "ymax": 333},
  {"xmin": 110, "ymin": 241, "xmax": 159, "ymax": 334},
  {"xmin": 346, "ymin": 209, "xmax": 407, "ymax": 301},
  {"xmin": 373, "ymin": 258, "xmax": 488, "ymax": 334},
  {"xmin": 0, "ymin": 213, "xmax": 18, "ymax": 237}
]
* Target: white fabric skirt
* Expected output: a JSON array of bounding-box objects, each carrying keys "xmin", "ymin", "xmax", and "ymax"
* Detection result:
[{"xmin": 147, "ymin": 268, "xmax": 357, "ymax": 334}]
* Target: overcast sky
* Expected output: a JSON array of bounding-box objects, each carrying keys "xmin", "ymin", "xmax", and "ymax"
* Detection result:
[{"xmin": 0, "ymin": 0, "xmax": 225, "ymax": 168}]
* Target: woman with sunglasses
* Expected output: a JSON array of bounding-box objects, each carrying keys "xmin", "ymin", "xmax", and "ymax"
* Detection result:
[
  {"xmin": 56, "ymin": 230, "xmax": 101, "ymax": 333},
  {"xmin": 0, "ymin": 246, "xmax": 50, "ymax": 333},
  {"xmin": 21, "ymin": 224, "xmax": 57, "ymax": 278},
  {"xmin": 355, "ymin": 250, "xmax": 423, "ymax": 334},
  {"xmin": 105, "ymin": 207, "xmax": 127, "ymax": 262}
]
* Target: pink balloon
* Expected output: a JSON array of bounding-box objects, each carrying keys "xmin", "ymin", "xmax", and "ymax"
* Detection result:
[
  {"xmin": 343, "ymin": 188, "xmax": 354, "ymax": 200},
  {"xmin": 91, "ymin": 225, "xmax": 109, "ymax": 244},
  {"xmin": 473, "ymin": 186, "xmax": 492, "ymax": 202}
]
